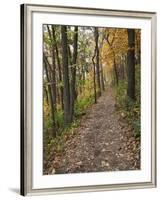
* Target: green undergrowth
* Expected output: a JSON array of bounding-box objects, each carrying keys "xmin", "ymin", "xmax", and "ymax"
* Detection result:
[
  {"xmin": 75, "ymin": 94, "xmax": 94, "ymax": 117},
  {"xmin": 43, "ymin": 94, "xmax": 94, "ymax": 165},
  {"xmin": 114, "ymin": 65, "xmax": 141, "ymax": 138}
]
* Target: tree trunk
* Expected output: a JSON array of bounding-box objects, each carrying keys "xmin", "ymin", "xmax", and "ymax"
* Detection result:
[
  {"xmin": 56, "ymin": 72, "xmax": 60, "ymax": 104},
  {"xmin": 44, "ymin": 85, "xmax": 49, "ymax": 105},
  {"xmin": 51, "ymin": 25, "xmax": 64, "ymax": 110},
  {"xmin": 92, "ymin": 50, "xmax": 97, "ymax": 104},
  {"xmin": 94, "ymin": 27, "xmax": 101, "ymax": 97},
  {"xmin": 113, "ymin": 56, "xmax": 119, "ymax": 85},
  {"xmin": 120, "ymin": 57, "xmax": 125, "ymax": 80},
  {"xmin": 47, "ymin": 25, "xmax": 57, "ymax": 111},
  {"xmin": 70, "ymin": 26, "xmax": 78, "ymax": 121},
  {"xmin": 127, "ymin": 29, "xmax": 135, "ymax": 100},
  {"xmin": 61, "ymin": 26, "xmax": 71, "ymax": 125},
  {"xmin": 100, "ymin": 60, "xmax": 105, "ymax": 91},
  {"xmin": 44, "ymin": 57, "xmax": 56, "ymax": 137},
  {"xmin": 78, "ymin": 65, "xmax": 82, "ymax": 94}
]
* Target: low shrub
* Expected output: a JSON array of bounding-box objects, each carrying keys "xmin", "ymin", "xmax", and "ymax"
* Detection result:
[{"xmin": 114, "ymin": 65, "xmax": 141, "ymax": 137}]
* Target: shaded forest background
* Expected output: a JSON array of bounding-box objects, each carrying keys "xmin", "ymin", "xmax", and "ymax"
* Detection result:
[{"xmin": 43, "ymin": 25, "xmax": 141, "ymax": 172}]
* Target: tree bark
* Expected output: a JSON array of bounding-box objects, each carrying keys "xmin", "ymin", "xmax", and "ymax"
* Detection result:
[
  {"xmin": 61, "ymin": 26, "xmax": 71, "ymax": 125},
  {"xmin": 94, "ymin": 27, "xmax": 101, "ymax": 97},
  {"xmin": 44, "ymin": 85, "xmax": 49, "ymax": 105},
  {"xmin": 70, "ymin": 26, "xmax": 78, "ymax": 121},
  {"xmin": 92, "ymin": 49, "xmax": 97, "ymax": 104},
  {"xmin": 51, "ymin": 25, "xmax": 64, "ymax": 110},
  {"xmin": 127, "ymin": 29, "xmax": 135, "ymax": 100},
  {"xmin": 100, "ymin": 60, "xmax": 105, "ymax": 91},
  {"xmin": 44, "ymin": 57, "xmax": 56, "ymax": 137},
  {"xmin": 121, "ymin": 55, "xmax": 125, "ymax": 80},
  {"xmin": 113, "ymin": 56, "xmax": 119, "ymax": 85},
  {"xmin": 47, "ymin": 25, "xmax": 57, "ymax": 111}
]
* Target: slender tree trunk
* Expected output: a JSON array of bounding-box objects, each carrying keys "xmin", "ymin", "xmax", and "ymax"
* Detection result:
[
  {"xmin": 44, "ymin": 58, "xmax": 56, "ymax": 137},
  {"xmin": 99, "ymin": 31, "xmax": 106, "ymax": 92},
  {"xmin": 56, "ymin": 73, "xmax": 60, "ymax": 104},
  {"xmin": 100, "ymin": 60, "xmax": 105, "ymax": 91},
  {"xmin": 70, "ymin": 26, "xmax": 78, "ymax": 121},
  {"xmin": 93, "ymin": 63, "xmax": 97, "ymax": 103},
  {"xmin": 120, "ymin": 58, "xmax": 125, "ymax": 80},
  {"xmin": 78, "ymin": 66, "xmax": 82, "ymax": 94},
  {"xmin": 68, "ymin": 43, "xmax": 77, "ymax": 95},
  {"xmin": 61, "ymin": 26, "xmax": 71, "ymax": 125},
  {"xmin": 124, "ymin": 54, "xmax": 128, "ymax": 77},
  {"xmin": 47, "ymin": 25, "xmax": 57, "ymax": 111},
  {"xmin": 44, "ymin": 86, "xmax": 49, "ymax": 105},
  {"xmin": 81, "ymin": 65, "xmax": 86, "ymax": 92},
  {"xmin": 94, "ymin": 27, "xmax": 101, "ymax": 97},
  {"xmin": 135, "ymin": 30, "xmax": 141, "ymax": 65},
  {"xmin": 52, "ymin": 25, "xmax": 64, "ymax": 109},
  {"xmin": 92, "ymin": 50, "xmax": 97, "ymax": 104},
  {"xmin": 51, "ymin": 52, "xmax": 57, "ymax": 110},
  {"xmin": 127, "ymin": 29, "xmax": 135, "ymax": 100},
  {"xmin": 113, "ymin": 56, "xmax": 119, "ymax": 85}
]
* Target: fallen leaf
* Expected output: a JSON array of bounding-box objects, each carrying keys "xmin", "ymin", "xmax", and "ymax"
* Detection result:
[{"xmin": 101, "ymin": 161, "xmax": 110, "ymax": 167}]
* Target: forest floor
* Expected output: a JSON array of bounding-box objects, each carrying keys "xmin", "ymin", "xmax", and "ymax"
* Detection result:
[{"xmin": 44, "ymin": 88, "xmax": 140, "ymax": 174}]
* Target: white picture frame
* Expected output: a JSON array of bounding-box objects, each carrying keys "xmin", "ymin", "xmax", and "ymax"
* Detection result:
[{"xmin": 20, "ymin": 4, "xmax": 157, "ymax": 196}]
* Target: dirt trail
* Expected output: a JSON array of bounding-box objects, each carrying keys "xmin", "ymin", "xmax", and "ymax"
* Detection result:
[{"xmin": 46, "ymin": 89, "xmax": 140, "ymax": 174}]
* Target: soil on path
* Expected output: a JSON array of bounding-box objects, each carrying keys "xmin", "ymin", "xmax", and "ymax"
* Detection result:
[{"xmin": 45, "ymin": 89, "xmax": 140, "ymax": 174}]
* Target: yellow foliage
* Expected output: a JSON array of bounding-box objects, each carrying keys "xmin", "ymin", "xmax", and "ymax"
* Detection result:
[{"xmin": 101, "ymin": 28, "xmax": 128, "ymax": 68}]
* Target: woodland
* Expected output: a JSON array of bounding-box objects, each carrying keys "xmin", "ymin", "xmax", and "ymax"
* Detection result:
[{"xmin": 43, "ymin": 25, "xmax": 141, "ymax": 174}]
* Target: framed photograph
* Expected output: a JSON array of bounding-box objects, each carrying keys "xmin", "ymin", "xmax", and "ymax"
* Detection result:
[{"xmin": 20, "ymin": 4, "xmax": 157, "ymax": 196}]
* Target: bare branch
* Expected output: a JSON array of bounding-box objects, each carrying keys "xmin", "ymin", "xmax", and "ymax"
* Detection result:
[{"xmin": 106, "ymin": 29, "xmax": 116, "ymax": 47}]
